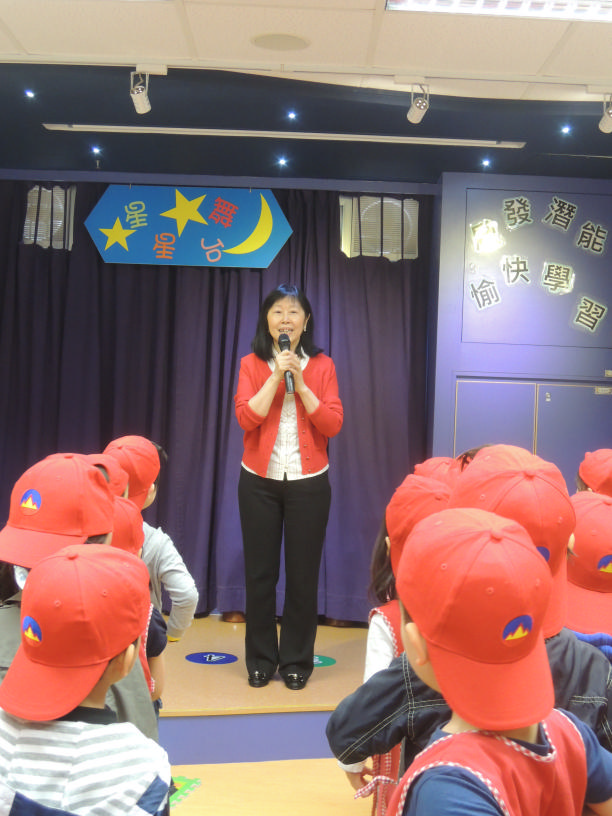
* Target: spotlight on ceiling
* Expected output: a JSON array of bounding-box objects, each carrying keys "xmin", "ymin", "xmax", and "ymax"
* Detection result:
[
  {"xmin": 407, "ymin": 85, "xmax": 429, "ymax": 124},
  {"xmin": 599, "ymin": 95, "xmax": 612, "ymax": 133},
  {"xmin": 130, "ymin": 72, "xmax": 151, "ymax": 115}
]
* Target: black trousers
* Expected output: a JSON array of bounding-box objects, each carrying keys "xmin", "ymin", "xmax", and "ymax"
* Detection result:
[{"xmin": 238, "ymin": 467, "xmax": 331, "ymax": 679}]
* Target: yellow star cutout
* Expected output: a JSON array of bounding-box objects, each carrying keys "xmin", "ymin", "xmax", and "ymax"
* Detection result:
[
  {"xmin": 160, "ymin": 190, "xmax": 207, "ymax": 237},
  {"xmin": 99, "ymin": 218, "xmax": 136, "ymax": 251}
]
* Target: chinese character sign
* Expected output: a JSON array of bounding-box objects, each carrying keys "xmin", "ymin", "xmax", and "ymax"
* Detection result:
[
  {"xmin": 463, "ymin": 188, "xmax": 612, "ymax": 348},
  {"xmin": 85, "ymin": 186, "xmax": 292, "ymax": 268}
]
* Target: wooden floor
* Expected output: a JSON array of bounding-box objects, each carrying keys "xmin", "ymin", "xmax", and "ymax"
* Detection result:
[
  {"xmin": 161, "ymin": 613, "xmax": 369, "ymax": 716},
  {"xmin": 162, "ymin": 615, "xmax": 370, "ymax": 814},
  {"xmin": 170, "ymin": 758, "xmax": 371, "ymax": 816}
]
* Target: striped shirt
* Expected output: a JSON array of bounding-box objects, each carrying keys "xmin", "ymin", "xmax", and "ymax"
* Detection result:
[{"xmin": 0, "ymin": 707, "xmax": 170, "ymax": 816}]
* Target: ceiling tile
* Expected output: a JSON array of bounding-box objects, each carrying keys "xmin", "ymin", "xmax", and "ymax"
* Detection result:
[
  {"xmin": 0, "ymin": 0, "xmax": 191, "ymax": 59},
  {"xmin": 185, "ymin": 4, "xmax": 375, "ymax": 64}
]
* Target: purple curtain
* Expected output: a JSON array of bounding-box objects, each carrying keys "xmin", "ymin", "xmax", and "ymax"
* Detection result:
[{"xmin": 0, "ymin": 182, "xmax": 431, "ymax": 621}]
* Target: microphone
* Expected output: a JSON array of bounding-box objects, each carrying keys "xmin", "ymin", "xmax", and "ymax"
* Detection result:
[{"xmin": 278, "ymin": 333, "xmax": 295, "ymax": 394}]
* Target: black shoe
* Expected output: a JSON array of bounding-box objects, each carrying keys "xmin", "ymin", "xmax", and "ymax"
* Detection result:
[
  {"xmin": 284, "ymin": 673, "xmax": 307, "ymax": 690},
  {"xmin": 248, "ymin": 670, "xmax": 270, "ymax": 688}
]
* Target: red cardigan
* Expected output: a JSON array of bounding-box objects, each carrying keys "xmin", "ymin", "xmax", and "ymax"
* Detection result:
[{"xmin": 234, "ymin": 352, "xmax": 343, "ymax": 477}]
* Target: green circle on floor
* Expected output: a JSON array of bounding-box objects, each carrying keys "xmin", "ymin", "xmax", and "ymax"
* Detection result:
[{"xmin": 314, "ymin": 655, "xmax": 336, "ymax": 667}]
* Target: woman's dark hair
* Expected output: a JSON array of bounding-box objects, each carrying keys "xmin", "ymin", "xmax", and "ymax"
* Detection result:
[
  {"xmin": 251, "ymin": 283, "xmax": 322, "ymax": 361},
  {"xmin": 368, "ymin": 517, "xmax": 396, "ymax": 604}
]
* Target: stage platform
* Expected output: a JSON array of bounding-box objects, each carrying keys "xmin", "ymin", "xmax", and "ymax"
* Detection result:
[
  {"xmin": 159, "ymin": 613, "xmax": 369, "ymax": 767},
  {"xmin": 161, "ymin": 612, "xmax": 368, "ymax": 717}
]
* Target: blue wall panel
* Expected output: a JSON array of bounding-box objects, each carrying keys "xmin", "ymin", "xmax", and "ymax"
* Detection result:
[{"xmin": 433, "ymin": 173, "xmax": 612, "ymax": 466}]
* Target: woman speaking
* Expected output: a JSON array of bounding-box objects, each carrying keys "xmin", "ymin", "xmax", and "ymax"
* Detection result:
[{"xmin": 234, "ymin": 283, "xmax": 343, "ymax": 691}]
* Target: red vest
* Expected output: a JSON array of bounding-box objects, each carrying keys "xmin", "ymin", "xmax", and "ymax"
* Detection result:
[
  {"xmin": 387, "ymin": 709, "xmax": 587, "ymax": 816},
  {"xmin": 369, "ymin": 600, "xmax": 403, "ymax": 660},
  {"xmin": 368, "ymin": 600, "xmax": 404, "ymax": 816}
]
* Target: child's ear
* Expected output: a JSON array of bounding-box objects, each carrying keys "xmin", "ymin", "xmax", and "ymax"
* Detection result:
[
  {"xmin": 109, "ymin": 642, "xmax": 138, "ymax": 680},
  {"xmin": 143, "ymin": 483, "xmax": 157, "ymax": 509},
  {"xmin": 404, "ymin": 621, "xmax": 430, "ymax": 667}
]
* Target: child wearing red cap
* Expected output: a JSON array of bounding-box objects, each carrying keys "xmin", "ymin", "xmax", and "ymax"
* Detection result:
[
  {"xmin": 104, "ymin": 436, "xmax": 199, "ymax": 642},
  {"xmin": 77, "ymin": 452, "xmax": 130, "ymax": 498},
  {"xmin": 0, "ymin": 544, "xmax": 171, "ymax": 816},
  {"xmin": 565, "ymin": 491, "xmax": 612, "ymax": 662},
  {"xmin": 112, "ymin": 496, "xmax": 167, "ymax": 705},
  {"xmin": 0, "ymin": 452, "xmax": 115, "ymax": 683},
  {"xmin": 388, "ymin": 507, "xmax": 612, "ymax": 816},
  {"xmin": 340, "ymin": 475, "xmax": 451, "ymax": 816},
  {"xmin": 0, "ymin": 453, "xmax": 159, "ymax": 743},
  {"xmin": 448, "ymin": 444, "xmax": 576, "ymax": 637},
  {"xmin": 577, "ymin": 449, "xmax": 612, "ymax": 497},
  {"xmin": 103, "ymin": 436, "xmax": 162, "ymax": 511},
  {"xmin": 327, "ymin": 445, "xmax": 612, "ymax": 800},
  {"xmin": 368, "ymin": 475, "xmax": 452, "ymax": 680},
  {"xmin": 412, "ymin": 456, "xmax": 460, "ymax": 486}
]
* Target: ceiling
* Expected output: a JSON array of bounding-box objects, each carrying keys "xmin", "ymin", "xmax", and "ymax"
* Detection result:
[{"xmin": 2, "ymin": 0, "xmax": 612, "ymax": 185}]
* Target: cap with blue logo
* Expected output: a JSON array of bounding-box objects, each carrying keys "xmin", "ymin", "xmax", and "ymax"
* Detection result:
[
  {"xmin": 396, "ymin": 506, "xmax": 554, "ymax": 731},
  {"xmin": 448, "ymin": 444, "xmax": 575, "ymax": 638},
  {"xmin": 566, "ymin": 491, "xmax": 612, "ymax": 635},
  {"xmin": 0, "ymin": 453, "xmax": 115, "ymax": 569},
  {"xmin": 0, "ymin": 544, "xmax": 150, "ymax": 721}
]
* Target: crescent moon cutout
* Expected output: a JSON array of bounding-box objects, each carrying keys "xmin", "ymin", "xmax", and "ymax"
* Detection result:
[{"xmin": 224, "ymin": 194, "xmax": 273, "ymax": 255}]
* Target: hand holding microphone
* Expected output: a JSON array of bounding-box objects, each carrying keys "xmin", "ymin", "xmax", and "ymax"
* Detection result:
[{"xmin": 278, "ymin": 333, "xmax": 295, "ymax": 394}]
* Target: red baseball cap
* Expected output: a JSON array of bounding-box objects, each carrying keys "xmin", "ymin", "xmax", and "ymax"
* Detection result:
[
  {"xmin": 566, "ymin": 491, "xmax": 612, "ymax": 634},
  {"xmin": 448, "ymin": 444, "xmax": 575, "ymax": 638},
  {"xmin": 0, "ymin": 453, "xmax": 115, "ymax": 569},
  {"xmin": 386, "ymin": 475, "xmax": 451, "ymax": 575},
  {"xmin": 413, "ymin": 457, "xmax": 461, "ymax": 487},
  {"xmin": 578, "ymin": 449, "xmax": 612, "ymax": 497},
  {"xmin": 0, "ymin": 544, "xmax": 150, "ymax": 721},
  {"xmin": 396, "ymin": 507, "xmax": 554, "ymax": 730},
  {"xmin": 77, "ymin": 453, "xmax": 129, "ymax": 498},
  {"xmin": 103, "ymin": 436, "xmax": 160, "ymax": 510},
  {"xmin": 111, "ymin": 496, "xmax": 145, "ymax": 555}
]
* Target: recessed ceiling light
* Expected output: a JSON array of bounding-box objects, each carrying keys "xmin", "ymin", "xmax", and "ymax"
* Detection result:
[
  {"xmin": 561, "ymin": 124, "xmax": 571, "ymax": 134},
  {"xmin": 278, "ymin": 157, "xmax": 288, "ymax": 167},
  {"xmin": 91, "ymin": 146, "xmax": 102, "ymax": 155},
  {"xmin": 287, "ymin": 111, "xmax": 297, "ymax": 120},
  {"xmin": 251, "ymin": 33, "xmax": 310, "ymax": 51},
  {"xmin": 24, "ymin": 89, "xmax": 35, "ymax": 99},
  {"xmin": 481, "ymin": 158, "xmax": 491, "ymax": 168}
]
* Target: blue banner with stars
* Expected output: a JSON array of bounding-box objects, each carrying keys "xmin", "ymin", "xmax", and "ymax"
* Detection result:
[{"xmin": 85, "ymin": 185, "xmax": 292, "ymax": 268}]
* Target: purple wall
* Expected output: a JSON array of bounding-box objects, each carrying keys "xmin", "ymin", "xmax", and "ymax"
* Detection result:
[{"xmin": 433, "ymin": 172, "xmax": 612, "ymax": 488}]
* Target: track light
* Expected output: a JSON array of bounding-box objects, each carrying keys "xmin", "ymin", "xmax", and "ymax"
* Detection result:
[
  {"xmin": 130, "ymin": 72, "xmax": 151, "ymax": 115},
  {"xmin": 407, "ymin": 85, "xmax": 429, "ymax": 124},
  {"xmin": 599, "ymin": 95, "xmax": 612, "ymax": 133}
]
